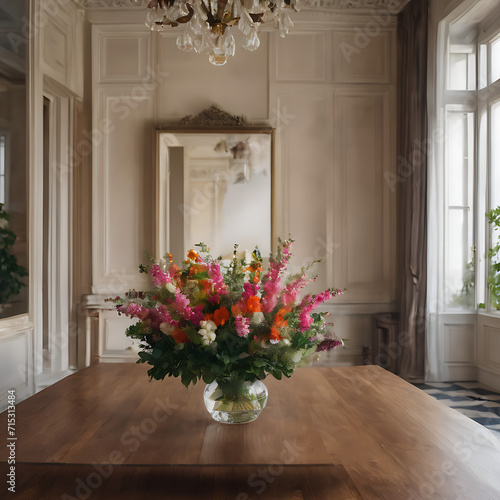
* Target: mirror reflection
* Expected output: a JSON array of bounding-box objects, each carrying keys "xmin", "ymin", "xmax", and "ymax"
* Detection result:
[
  {"xmin": 0, "ymin": 1, "xmax": 28, "ymax": 318},
  {"xmin": 157, "ymin": 130, "xmax": 272, "ymax": 261}
]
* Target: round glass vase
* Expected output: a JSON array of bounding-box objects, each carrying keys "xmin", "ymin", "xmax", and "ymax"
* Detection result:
[{"xmin": 203, "ymin": 378, "xmax": 268, "ymax": 424}]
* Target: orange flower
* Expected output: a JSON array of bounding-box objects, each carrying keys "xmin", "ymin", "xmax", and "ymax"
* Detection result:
[
  {"xmin": 273, "ymin": 308, "xmax": 290, "ymax": 329},
  {"xmin": 186, "ymin": 249, "xmax": 199, "ymax": 261},
  {"xmin": 200, "ymin": 280, "xmax": 212, "ymax": 294},
  {"xmin": 168, "ymin": 253, "xmax": 173, "ymax": 263},
  {"xmin": 213, "ymin": 306, "xmax": 230, "ymax": 327},
  {"xmin": 254, "ymin": 271, "xmax": 261, "ymax": 284},
  {"xmin": 172, "ymin": 328, "xmax": 189, "ymax": 344},
  {"xmin": 247, "ymin": 263, "xmax": 263, "ymax": 273},
  {"xmin": 246, "ymin": 295, "xmax": 261, "ymax": 313},
  {"xmin": 270, "ymin": 327, "xmax": 281, "ymax": 341},
  {"xmin": 231, "ymin": 304, "xmax": 244, "ymax": 317}
]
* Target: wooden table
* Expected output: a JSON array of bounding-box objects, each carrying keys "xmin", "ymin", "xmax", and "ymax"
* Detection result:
[{"xmin": 1, "ymin": 364, "xmax": 500, "ymax": 499}]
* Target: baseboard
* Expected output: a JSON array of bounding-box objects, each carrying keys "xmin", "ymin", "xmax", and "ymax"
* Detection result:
[{"xmin": 478, "ymin": 366, "xmax": 500, "ymax": 392}]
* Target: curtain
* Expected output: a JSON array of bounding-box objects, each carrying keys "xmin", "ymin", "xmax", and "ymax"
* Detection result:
[{"xmin": 396, "ymin": 0, "xmax": 428, "ymax": 381}]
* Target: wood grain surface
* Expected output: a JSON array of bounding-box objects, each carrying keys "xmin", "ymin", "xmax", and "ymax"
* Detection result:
[{"xmin": 1, "ymin": 363, "xmax": 500, "ymax": 499}]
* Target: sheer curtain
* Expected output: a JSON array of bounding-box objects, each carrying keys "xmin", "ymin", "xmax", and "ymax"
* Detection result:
[
  {"xmin": 397, "ymin": 0, "xmax": 428, "ymax": 381},
  {"xmin": 426, "ymin": 0, "xmax": 471, "ymax": 382}
]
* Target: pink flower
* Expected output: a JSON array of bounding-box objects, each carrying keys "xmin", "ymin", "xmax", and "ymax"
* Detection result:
[
  {"xmin": 208, "ymin": 262, "xmax": 228, "ymax": 297},
  {"xmin": 281, "ymin": 276, "xmax": 307, "ymax": 307},
  {"xmin": 149, "ymin": 264, "xmax": 172, "ymax": 288},
  {"xmin": 260, "ymin": 240, "xmax": 294, "ymax": 313},
  {"xmin": 235, "ymin": 315, "xmax": 251, "ymax": 337},
  {"xmin": 148, "ymin": 304, "xmax": 177, "ymax": 329},
  {"xmin": 316, "ymin": 339, "xmax": 343, "ymax": 352},
  {"xmin": 189, "ymin": 305, "xmax": 205, "ymax": 327},
  {"xmin": 298, "ymin": 289, "xmax": 344, "ymax": 332},
  {"xmin": 118, "ymin": 303, "xmax": 149, "ymax": 320}
]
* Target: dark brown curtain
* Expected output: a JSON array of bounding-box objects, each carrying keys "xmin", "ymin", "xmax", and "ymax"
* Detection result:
[{"xmin": 396, "ymin": 0, "xmax": 428, "ymax": 381}]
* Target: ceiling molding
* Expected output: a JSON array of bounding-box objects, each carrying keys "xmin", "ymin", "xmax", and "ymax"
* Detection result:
[{"xmin": 74, "ymin": 0, "xmax": 412, "ymax": 13}]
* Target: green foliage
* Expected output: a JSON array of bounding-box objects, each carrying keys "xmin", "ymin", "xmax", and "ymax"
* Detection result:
[
  {"xmin": 0, "ymin": 204, "xmax": 28, "ymax": 305},
  {"xmin": 487, "ymin": 206, "xmax": 500, "ymax": 310},
  {"xmin": 449, "ymin": 246, "xmax": 476, "ymax": 309}
]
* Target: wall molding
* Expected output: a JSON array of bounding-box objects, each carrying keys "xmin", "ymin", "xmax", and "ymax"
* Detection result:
[{"xmin": 75, "ymin": 0, "xmax": 411, "ymax": 12}]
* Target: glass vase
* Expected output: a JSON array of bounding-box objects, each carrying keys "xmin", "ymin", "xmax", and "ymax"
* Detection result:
[{"xmin": 203, "ymin": 378, "xmax": 268, "ymax": 424}]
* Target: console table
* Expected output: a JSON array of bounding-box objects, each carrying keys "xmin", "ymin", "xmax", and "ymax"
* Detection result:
[{"xmin": 1, "ymin": 364, "xmax": 500, "ymax": 499}]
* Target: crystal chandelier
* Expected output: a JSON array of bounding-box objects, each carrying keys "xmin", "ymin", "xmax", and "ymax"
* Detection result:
[{"xmin": 131, "ymin": 0, "xmax": 303, "ymax": 66}]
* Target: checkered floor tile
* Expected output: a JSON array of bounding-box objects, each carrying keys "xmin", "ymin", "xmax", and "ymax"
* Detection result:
[{"xmin": 413, "ymin": 382, "xmax": 500, "ymax": 441}]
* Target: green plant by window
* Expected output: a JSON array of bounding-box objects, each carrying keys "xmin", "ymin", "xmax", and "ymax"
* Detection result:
[
  {"xmin": 0, "ymin": 204, "xmax": 28, "ymax": 308},
  {"xmin": 486, "ymin": 206, "xmax": 500, "ymax": 310},
  {"xmin": 450, "ymin": 246, "xmax": 476, "ymax": 309}
]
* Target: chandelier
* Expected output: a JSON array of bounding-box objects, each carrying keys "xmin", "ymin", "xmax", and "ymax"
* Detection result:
[{"xmin": 131, "ymin": 0, "xmax": 303, "ymax": 66}]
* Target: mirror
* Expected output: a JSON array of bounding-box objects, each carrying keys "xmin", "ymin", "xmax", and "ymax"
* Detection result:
[
  {"xmin": 156, "ymin": 112, "xmax": 273, "ymax": 261},
  {"xmin": 0, "ymin": 1, "xmax": 29, "ymax": 319}
]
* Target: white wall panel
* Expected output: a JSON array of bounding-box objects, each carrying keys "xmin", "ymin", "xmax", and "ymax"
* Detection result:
[
  {"xmin": 0, "ymin": 317, "xmax": 34, "ymax": 411},
  {"xmin": 97, "ymin": 30, "xmax": 152, "ymax": 83},
  {"xmin": 92, "ymin": 89, "xmax": 154, "ymax": 294},
  {"xmin": 333, "ymin": 88, "xmax": 395, "ymax": 304},
  {"xmin": 274, "ymin": 86, "xmax": 333, "ymax": 293},
  {"xmin": 275, "ymin": 32, "xmax": 329, "ymax": 82},
  {"xmin": 443, "ymin": 323, "xmax": 475, "ymax": 364},
  {"xmin": 485, "ymin": 326, "xmax": 500, "ymax": 366},
  {"xmin": 477, "ymin": 315, "xmax": 500, "ymax": 390},
  {"xmin": 98, "ymin": 311, "xmax": 139, "ymax": 362},
  {"xmin": 157, "ymin": 33, "xmax": 269, "ymax": 122},
  {"xmin": 41, "ymin": 17, "xmax": 69, "ymax": 85},
  {"xmin": 333, "ymin": 30, "xmax": 394, "ymax": 84}
]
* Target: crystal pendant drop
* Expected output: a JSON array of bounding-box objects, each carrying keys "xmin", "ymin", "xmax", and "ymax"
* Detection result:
[
  {"xmin": 194, "ymin": 34, "xmax": 211, "ymax": 54},
  {"xmin": 242, "ymin": 29, "xmax": 260, "ymax": 52},
  {"xmin": 226, "ymin": 34, "xmax": 236, "ymax": 57},
  {"xmin": 238, "ymin": 10, "xmax": 253, "ymax": 36},
  {"xmin": 208, "ymin": 53, "xmax": 228, "ymax": 66},
  {"xmin": 233, "ymin": 0, "xmax": 242, "ymax": 18},
  {"xmin": 145, "ymin": 10, "xmax": 157, "ymax": 30},
  {"xmin": 278, "ymin": 11, "xmax": 293, "ymax": 38},
  {"xmin": 190, "ymin": 13, "xmax": 204, "ymax": 35},
  {"xmin": 176, "ymin": 32, "xmax": 194, "ymax": 51}
]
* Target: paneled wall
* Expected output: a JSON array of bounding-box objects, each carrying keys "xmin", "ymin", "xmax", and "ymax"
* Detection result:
[
  {"xmin": 0, "ymin": 0, "xmax": 85, "ymax": 411},
  {"xmin": 87, "ymin": 10, "xmax": 398, "ymax": 366}
]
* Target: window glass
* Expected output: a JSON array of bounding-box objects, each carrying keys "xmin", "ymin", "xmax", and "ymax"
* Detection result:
[
  {"xmin": 446, "ymin": 111, "xmax": 475, "ymax": 307},
  {"xmin": 491, "ymin": 37, "xmax": 500, "ymax": 84},
  {"xmin": 448, "ymin": 45, "xmax": 476, "ymax": 90}
]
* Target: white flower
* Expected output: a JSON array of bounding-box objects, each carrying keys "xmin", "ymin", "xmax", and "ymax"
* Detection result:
[
  {"xmin": 281, "ymin": 339, "xmax": 291, "ymax": 346},
  {"xmin": 292, "ymin": 351, "xmax": 303, "ymax": 363},
  {"xmin": 250, "ymin": 312, "xmax": 264, "ymax": 325},
  {"xmin": 160, "ymin": 322, "xmax": 175, "ymax": 335},
  {"xmin": 0, "ymin": 218, "xmax": 8, "ymax": 230},
  {"xmin": 200, "ymin": 320, "xmax": 216, "ymax": 331},
  {"xmin": 166, "ymin": 282, "xmax": 176, "ymax": 293},
  {"xmin": 269, "ymin": 339, "xmax": 279, "ymax": 345},
  {"xmin": 198, "ymin": 320, "xmax": 217, "ymax": 345}
]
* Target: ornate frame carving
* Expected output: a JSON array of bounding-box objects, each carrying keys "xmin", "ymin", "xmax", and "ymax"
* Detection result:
[{"xmin": 177, "ymin": 105, "xmax": 248, "ymax": 127}]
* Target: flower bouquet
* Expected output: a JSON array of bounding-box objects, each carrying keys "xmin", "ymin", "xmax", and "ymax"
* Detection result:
[{"xmin": 111, "ymin": 239, "xmax": 344, "ymax": 423}]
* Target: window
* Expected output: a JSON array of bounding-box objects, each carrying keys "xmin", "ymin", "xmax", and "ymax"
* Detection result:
[{"xmin": 442, "ymin": 16, "xmax": 500, "ymax": 312}]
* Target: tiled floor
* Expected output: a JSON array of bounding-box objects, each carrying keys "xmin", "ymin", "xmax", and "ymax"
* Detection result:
[{"xmin": 413, "ymin": 382, "xmax": 500, "ymax": 441}]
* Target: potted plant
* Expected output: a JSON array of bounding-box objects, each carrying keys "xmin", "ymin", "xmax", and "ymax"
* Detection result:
[{"xmin": 0, "ymin": 204, "xmax": 28, "ymax": 314}]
